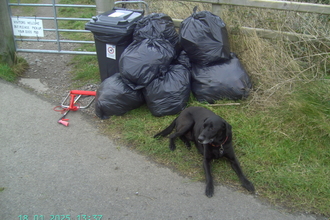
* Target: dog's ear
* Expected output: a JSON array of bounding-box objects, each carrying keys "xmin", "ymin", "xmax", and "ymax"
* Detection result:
[{"xmin": 203, "ymin": 117, "xmax": 209, "ymax": 127}]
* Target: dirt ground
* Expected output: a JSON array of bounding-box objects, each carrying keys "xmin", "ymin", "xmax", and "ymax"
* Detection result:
[{"xmin": 13, "ymin": 0, "xmax": 99, "ymax": 115}]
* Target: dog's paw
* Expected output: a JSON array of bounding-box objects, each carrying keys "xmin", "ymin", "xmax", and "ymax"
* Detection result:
[
  {"xmin": 242, "ymin": 180, "xmax": 255, "ymax": 193},
  {"xmin": 169, "ymin": 143, "xmax": 176, "ymax": 151},
  {"xmin": 205, "ymin": 185, "xmax": 214, "ymax": 198},
  {"xmin": 183, "ymin": 142, "xmax": 191, "ymax": 149}
]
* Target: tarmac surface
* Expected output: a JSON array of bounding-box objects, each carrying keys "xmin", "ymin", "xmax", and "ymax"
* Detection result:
[{"xmin": 0, "ymin": 80, "xmax": 323, "ymax": 220}]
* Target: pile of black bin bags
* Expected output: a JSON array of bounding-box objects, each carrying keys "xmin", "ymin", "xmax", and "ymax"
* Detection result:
[{"xmin": 95, "ymin": 9, "xmax": 252, "ymax": 119}]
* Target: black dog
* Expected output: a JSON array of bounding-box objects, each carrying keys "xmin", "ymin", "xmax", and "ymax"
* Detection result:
[{"xmin": 154, "ymin": 106, "xmax": 255, "ymax": 197}]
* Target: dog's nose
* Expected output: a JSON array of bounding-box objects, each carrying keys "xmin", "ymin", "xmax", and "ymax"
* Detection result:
[{"xmin": 198, "ymin": 135, "xmax": 205, "ymax": 143}]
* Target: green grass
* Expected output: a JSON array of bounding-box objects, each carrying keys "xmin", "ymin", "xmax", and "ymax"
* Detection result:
[
  {"xmin": 231, "ymin": 80, "xmax": 330, "ymax": 213},
  {"xmin": 56, "ymin": 0, "xmax": 99, "ymax": 83},
  {"xmin": 58, "ymin": 0, "xmax": 95, "ymax": 41},
  {"xmin": 69, "ymin": 54, "xmax": 99, "ymax": 85},
  {"xmin": 10, "ymin": 0, "xmax": 41, "ymax": 15},
  {"xmin": 0, "ymin": 64, "xmax": 17, "ymax": 82},
  {"xmin": 0, "ymin": 57, "xmax": 28, "ymax": 82}
]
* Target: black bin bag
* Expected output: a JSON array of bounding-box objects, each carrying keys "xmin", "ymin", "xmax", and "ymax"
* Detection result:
[
  {"xmin": 143, "ymin": 64, "xmax": 191, "ymax": 117},
  {"xmin": 119, "ymin": 38, "xmax": 175, "ymax": 90},
  {"xmin": 133, "ymin": 13, "xmax": 179, "ymax": 49},
  {"xmin": 191, "ymin": 53, "xmax": 252, "ymax": 103},
  {"xmin": 95, "ymin": 73, "xmax": 145, "ymax": 119},
  {"xmin": 179, "ymin": 7, "xmax": 230, "ymax": 65},
  {"xmin": 173, "ymin": 50, "xmax": 191, "ymax": 70}
]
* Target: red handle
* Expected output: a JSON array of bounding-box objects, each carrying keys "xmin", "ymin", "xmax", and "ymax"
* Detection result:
[
  {"xmin": 58, "ymin": 119, "xmax": 69, "ymax": 126},
  {"xmin": 69, "ymin": 94, "xmax": 79, "ymax": 111},
  {"xmin": 70, "ymin": 90, "xmax": 96, "ymax": 96}
]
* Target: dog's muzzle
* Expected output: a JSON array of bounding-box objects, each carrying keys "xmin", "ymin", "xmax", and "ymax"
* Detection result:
[{"xmin": 198, "ymin": 135, "xmax": 213, "ymax": 144}]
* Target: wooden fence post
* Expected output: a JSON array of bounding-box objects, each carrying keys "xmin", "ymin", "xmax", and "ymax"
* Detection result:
[
  {"xmin": 95, "ymin": 0, "xmax": 115, "ymax": 14},
  {"xmin": 0, "ymin": 0, "xmax": 16, "ymax": 65},
  {"xmin": 212, "ymin": 4, "xmax": 222, "ymax": 18}
]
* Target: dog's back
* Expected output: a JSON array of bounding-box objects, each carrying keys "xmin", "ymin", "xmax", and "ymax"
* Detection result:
[
  {"xmin": 155, "ymin": 107, "xmax": 217, "ymax": 138},
  {"xmin": 176, "ymin": 106, "xmax": 217, "ymax": 129}
]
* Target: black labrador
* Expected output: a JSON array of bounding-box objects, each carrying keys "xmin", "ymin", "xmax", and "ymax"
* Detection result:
[{"xmin": 154, "ymin": 106, "xmax": 255, "ymax": 197}]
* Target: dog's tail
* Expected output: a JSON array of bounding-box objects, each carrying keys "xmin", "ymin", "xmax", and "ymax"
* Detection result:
[{"xmin": 154, "ymin": 118, "xmax": 177, "ymax": 138}]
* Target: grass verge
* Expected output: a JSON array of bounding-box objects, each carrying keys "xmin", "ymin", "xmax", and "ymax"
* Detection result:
[
  {"xmin": 0, "ymin": 64, "xmax": 17, "ymax": 82},
  {"xmin": 0, "ymin": 57, "xmax": 28, "ymax": 82},
  {"xmin": 2, "ymin": 0, "xmax": 35, "ymax": 82},
  {"xmin": 69, "ymin": 54, "xmax": 100, "ymax": 86}
]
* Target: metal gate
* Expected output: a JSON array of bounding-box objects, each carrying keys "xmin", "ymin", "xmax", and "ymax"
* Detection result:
[
  {"xmin": 7, "ymin": 0, "xmax": 148, "ymax": 55},
  {"xmin": 7, "ymin": 0, "xmax": 97, "ymax": 55}
]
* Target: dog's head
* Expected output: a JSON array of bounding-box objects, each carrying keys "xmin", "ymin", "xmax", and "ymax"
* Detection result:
[{"xmin": 197, "ymin": 115, "xmax": 232, "ymax": 145}]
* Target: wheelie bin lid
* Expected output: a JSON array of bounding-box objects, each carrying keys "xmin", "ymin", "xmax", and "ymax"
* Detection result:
[{"xmin": 85, "ymin": 8, "xmax": 144, "ymax": 34}]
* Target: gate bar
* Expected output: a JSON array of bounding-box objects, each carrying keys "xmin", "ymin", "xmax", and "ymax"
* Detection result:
[
  {"xmin": 16, "ymin": 49, "xmax": 96, "ymax": 55},
  {"xmin": 8, "ymin": 3, "xmax": 96, "ymax": 8}
]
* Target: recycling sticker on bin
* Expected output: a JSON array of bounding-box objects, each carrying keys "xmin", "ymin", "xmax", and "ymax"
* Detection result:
[
  {"xmin": 108, "ymin": 12, "xmax": 126, "ymax": 17},
  {"xmin": 106, "ymin": 44, "xmax": 116, "ymax": 60},
  {"xmin": 108, "ymin": 10, "xmax": 132, "ymax": 17}
]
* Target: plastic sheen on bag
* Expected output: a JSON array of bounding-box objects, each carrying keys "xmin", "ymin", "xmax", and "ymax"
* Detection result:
[
  {"xmin": 95, "ymin": 73, "xmax": 145, "ymax": 119},
  {"xmin": 143, "ymin": 64, "xmax": 191, "ymax": 117},
  {"xmin": 119, "ymin": 38, "xmax": 175, "ymax": 90},
  {"xmin": 191, "ymin": 53, "xmax": 252, "ymax": 103},
  {"xmin": 179, "ymin": 7, "xmax": 230, "ymax": 65},
  {"xmin": 133, "ymin": 13, "xmax": 179, "ymax": 47},
  {"xmin": 172, "ymin": 50, "xmax": 191, "ymax": 70}
]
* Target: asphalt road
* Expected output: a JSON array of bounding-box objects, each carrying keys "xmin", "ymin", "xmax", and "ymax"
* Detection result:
[{"xmin": 0, "ymin": 80, "xmax": 322, "ymax": 220}]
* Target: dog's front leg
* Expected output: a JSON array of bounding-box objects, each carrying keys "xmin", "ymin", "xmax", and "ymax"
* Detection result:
[
  {"xmin": 226, "ymin": 148, "xmax": 255, "ymax": 192},
  {"xmin": 203, "ymin": 145, "xmax": 214, "ymax": 197}
]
